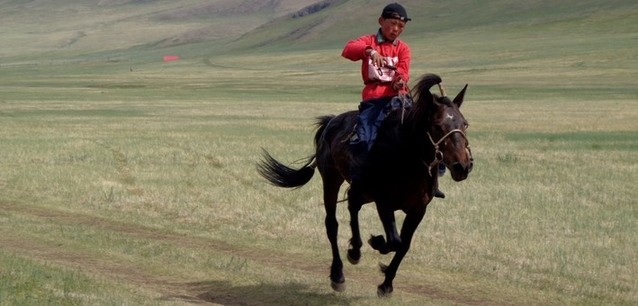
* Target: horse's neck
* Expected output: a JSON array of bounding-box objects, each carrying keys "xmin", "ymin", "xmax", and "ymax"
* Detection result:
[{"xmin": 382, "ymin": 113, "xmax": 436, "ymax": 161}]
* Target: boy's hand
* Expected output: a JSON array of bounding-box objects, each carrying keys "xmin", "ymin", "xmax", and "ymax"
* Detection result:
[
  {"xmin": 392, "ymin": 77, "xmax": 406, "ymax": 91},
  {"xmin": 368, "ymin": 49, "xmax": 386, "ymax": 67}
]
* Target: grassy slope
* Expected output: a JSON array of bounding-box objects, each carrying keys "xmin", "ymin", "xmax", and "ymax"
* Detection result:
[
  {"xmin": 0, "ymin": 0, "xmax": 320, "ymax": 60},
  {"xmin": 0, "ymin": 0, "xmax": 637, "ymax": 305}
]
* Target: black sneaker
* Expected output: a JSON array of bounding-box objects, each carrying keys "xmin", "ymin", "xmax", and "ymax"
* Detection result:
[{"xmin": 438, "ymin": 163, "xmax": 446, "ymax": 177}]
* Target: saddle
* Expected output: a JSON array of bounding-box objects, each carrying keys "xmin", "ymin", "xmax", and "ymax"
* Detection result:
[{"xmin": 347, "ymin": 94, "xmax": 413, "ymax": 150}]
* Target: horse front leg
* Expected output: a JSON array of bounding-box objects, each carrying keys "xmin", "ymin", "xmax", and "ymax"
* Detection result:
[
  {"xmin": 369, "ymin": 201, "xmax": 401, "ymax": 254},
  {"xmin": 377, "ymin": 207, "xmax": 426, "ymax": 297}
]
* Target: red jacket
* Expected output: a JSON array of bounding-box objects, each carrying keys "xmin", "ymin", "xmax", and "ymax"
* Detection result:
[{"xmin": 342, "ymin": 32, "xmax": 411, "ymax": 100}]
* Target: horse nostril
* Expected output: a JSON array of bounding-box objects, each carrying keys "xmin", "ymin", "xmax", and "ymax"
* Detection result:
[
  {"xmin": 452, "ymin": 162, "xmax": 472, "ymax": 173},
  {"xmin": 452, "ymin": 163, "xmax": 465, "ymax": 173}
]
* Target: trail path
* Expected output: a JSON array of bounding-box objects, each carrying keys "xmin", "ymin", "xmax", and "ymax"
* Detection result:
[{"xmin": 1, "ymin": 201, "xmax": 502, "ymax": 305}]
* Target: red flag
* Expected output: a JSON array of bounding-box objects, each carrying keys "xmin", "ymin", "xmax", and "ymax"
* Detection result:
[{"xmin": 163, "ymin": 55, "xmax": 180, "ymax": 62}]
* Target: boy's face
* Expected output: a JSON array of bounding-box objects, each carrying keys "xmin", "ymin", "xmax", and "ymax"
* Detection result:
[{"xmin": 378, "ymin": 17, "xmax": 406, "ymax": 41}]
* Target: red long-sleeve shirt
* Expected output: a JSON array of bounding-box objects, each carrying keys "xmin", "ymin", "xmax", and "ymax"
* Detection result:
[{"xmin": 342, "ymin": 32, "xmax": 411, "ymax": 100}]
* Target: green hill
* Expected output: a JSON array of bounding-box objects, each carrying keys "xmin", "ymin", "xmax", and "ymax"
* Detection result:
[
  {"xmin": 0, "ymin": 0, "xmax": 319, "ymax": 61},
  {"xmin": 1, "ymin": 0, "xmax": 635, "ymax": 104},
  {"xmin": 1, "ymin": 0, "xmax": 636, "ymax": 59}
]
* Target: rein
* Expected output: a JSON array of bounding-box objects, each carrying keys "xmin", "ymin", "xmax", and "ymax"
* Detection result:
[
  {"xmin": 398, "ymin": 84, "xmax": 411, "ymax": 124},
  {"xmin": 426, "ymin": 129, "xmax": 472, "ymax": 177}
]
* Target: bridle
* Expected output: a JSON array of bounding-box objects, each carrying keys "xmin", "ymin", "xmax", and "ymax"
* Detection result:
[
  {"xmin": 379, "ymin": 81, "xmax": 473, "ymax": 177},
  {"xmin": 426, "ymin": 128, "xmax": 472, "ymax": 177},
  {"xmin": 421, "ymin": 82, "xmax": 472, "ymax": 177}
]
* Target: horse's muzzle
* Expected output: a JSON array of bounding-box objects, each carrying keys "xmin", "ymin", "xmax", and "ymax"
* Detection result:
[{"xmin": 450, "ymin": 161, "xmax": 473, "ymax": 181}]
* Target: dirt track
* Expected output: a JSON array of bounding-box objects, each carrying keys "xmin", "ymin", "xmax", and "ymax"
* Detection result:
[{"xmin": 1, "ymin": 201, "xmax": 503, "ymax": 305}]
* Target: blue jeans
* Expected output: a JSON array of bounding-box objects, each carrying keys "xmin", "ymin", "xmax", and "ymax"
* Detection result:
[
  {"xmin": 350, "ymin": 96, "xmax": 412, "ymax": 152},
  {"xmin": 349, "ymin": 95, "xmax": 412, "ymax": 182},
  {"xmin": 350, "ymin": 98, "xmax": 390, "ymax": 152}
]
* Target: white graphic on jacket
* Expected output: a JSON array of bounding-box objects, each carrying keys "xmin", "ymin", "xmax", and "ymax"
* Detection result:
[{"xmin": 367, "ymin": 56, "xmax": 398, "ymax": 83}]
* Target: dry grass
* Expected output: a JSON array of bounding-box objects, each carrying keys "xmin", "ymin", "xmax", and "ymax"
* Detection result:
[
  {"xmin": 0, "ymin": 55, "xmax": 636, "ymax": 304},
  {"xmin": 1, "ymin": 0, "xmax": 637, "ymax": 304}
]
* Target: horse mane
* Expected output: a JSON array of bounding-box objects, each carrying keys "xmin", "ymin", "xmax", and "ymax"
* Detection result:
[
  {"xmin": 413, "ymin": 74, "xmax": 440, "ymax": 105},
  {"xmin": 400, "ymin": 73, "xmax": 442, "ymax": 128},
  {"xmin": 412, "ymin": 73, "xmax": 452, "ymax": 108}
]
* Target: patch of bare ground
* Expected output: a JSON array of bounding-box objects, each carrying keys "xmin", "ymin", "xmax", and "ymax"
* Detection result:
[
  {"xmin": 151, "ymin": 0, "xmax": 323, "ymax": 47},
  {"xmin": 153, "ymin": 25, "xmax": 239, "ymax": 48},
  {"xmin": 1, "ymin": 201, "xmax": 506, "ymax": 304},
  {"xmin": 97, "ymin": 0, "xmax": 158, "ymax": 6},
  {"xmin": 155, "ymin": 0, "xmax": 319, "ymax": 21},
  {"xmin": 291, "ymin": 0, "xmax": 345, "ymax": 19}
]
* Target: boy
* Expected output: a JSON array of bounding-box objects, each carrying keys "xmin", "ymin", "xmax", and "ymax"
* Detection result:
[
  {"xmin": 343, "ymin": 3, "xmax": 446, "ymax": 198},
  {"xmin": 342, "ymin": 2, "xmax": 411, "ymax": 101}
]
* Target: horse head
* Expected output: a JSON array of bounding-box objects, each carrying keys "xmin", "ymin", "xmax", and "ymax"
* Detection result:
[{"xmin": 411, "ymin": 74, "xmax": 473, "ymax": 181}]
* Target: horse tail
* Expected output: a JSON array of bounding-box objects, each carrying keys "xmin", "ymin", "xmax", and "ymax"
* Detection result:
[
  {"xmin": 257, "ymin": 115, "xmax": 335, "ymax": 188},
  {"xmin": 257, "ymin": 150, "xmax": 316, "ymax": 188}
]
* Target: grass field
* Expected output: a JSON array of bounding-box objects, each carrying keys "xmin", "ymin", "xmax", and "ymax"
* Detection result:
[{"xmin": 1, "ymin": 0, "xmax": 637, "ymax": 305}]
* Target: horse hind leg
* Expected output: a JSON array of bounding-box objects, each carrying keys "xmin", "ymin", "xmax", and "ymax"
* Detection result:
[
  {"xmin": 326, "ymin": 210, "xmax": 345, "ymax": 292},
  {"xmin": 346, "ymin": 187, "xmax": 364, "ymax": 265},
  {"xmin": 323, "ymin": 175, "xmax": 345, "ymax": 291}
]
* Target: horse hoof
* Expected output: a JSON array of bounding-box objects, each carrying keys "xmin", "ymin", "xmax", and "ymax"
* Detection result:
[
  {"xmin": 368, "ymin": 235, "xmax": 386, "ymax": 251},
  {"xmin": 331, "ymin": 280, "xmax": 346, "ymax": 292},
  {"xmin": 377, "ymin": 284, "xmax": 393, "ymax": 297},
  {"xmin": 347, "ymin": 249, "xmax": 361, "ymax": 265}
]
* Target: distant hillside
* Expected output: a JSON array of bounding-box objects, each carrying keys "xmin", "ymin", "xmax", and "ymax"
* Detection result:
[
  {"xmin": 0, "ymin": 0, "xmax": 636, "ymax": 61},
  {"xmin": 0, "ymin": 0, "xmax": 319, "ymax": 60},
  {"xmin": 229, "ymin": 0, "xmax": 638, "ymax": 51}
]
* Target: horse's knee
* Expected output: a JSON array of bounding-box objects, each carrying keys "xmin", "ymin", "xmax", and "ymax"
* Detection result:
[
  {"xmin": 347, "ymin": 186, "xmax": 366, "ymax": 207},
  {"xmin": 348, "ymin": 201, "xmax": 363, "ymax": 215},
  {"xmin": 369, "ymin": 235, "xmax": 392, "ymax": 254},
  {"xmin": 388, "ymin": 237, "xmax": 402, "ymax": 252}
]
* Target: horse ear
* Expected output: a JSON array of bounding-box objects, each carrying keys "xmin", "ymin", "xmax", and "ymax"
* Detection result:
[{"xmin": 452, "ymin": 84, "xmax": 468, "ymax": 107}]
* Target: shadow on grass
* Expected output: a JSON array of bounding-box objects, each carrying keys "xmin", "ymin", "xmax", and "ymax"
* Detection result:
[{"xmin": 161, "ymin": 279, "xmax": 362, "ymax": 305}]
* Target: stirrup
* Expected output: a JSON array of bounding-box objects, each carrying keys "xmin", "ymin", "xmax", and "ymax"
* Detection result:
[{"xmin": 343, "ymin": 124, "xmax": 359, "ymax": 143}]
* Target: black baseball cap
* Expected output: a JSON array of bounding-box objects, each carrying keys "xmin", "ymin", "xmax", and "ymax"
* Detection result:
[{"xmin": 381, "ymin": 3, "xmax": 411, "ymax": 22}]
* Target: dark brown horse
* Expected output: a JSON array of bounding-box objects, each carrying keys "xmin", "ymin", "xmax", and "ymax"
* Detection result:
[{"xmin": 258, "ymin": 73, "xmax": 473, "ymax": 296}]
